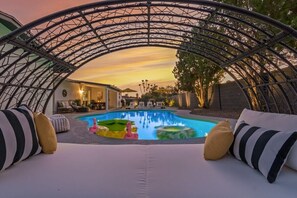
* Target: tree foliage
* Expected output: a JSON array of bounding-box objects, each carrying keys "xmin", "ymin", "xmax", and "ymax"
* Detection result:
[
  {"xmin": 219, "ymin": 0, "xmax": 297, "ymax": 29},
  {"xmin": 173, "ymin": 47, "xmax": 224, "ymax": 108},
  {"xmin": 140, "ymin": 83, "xmax": 178, "ymax": 106},
  {"xmin": 174, "ymin": 0, "xmax": 296, "ymax": 110},
  {"xmin": 215, "ymin": 0, "xmax": 297, "ymax": 110}
]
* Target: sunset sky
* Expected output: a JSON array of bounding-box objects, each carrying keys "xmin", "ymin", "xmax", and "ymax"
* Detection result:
[{"xmin": 0, "ymin": 0, "xmax": 177, "ymax": 94}]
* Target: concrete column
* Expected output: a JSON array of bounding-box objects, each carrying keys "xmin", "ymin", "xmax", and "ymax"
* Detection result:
[
  {"xmin": 105, "ymin": 87, "xmax": 109, "ymax": 111},
  {"xmin": 117, "ymin": 92, "xmax": 121, "ymax": 108}
]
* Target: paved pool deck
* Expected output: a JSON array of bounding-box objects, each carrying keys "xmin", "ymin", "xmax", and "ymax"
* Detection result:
[{"xmin": 56, "ymin": 108, "xmax": 237, "ymax": 145}]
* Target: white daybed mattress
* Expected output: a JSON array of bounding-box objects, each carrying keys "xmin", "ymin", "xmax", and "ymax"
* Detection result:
[{"xmin": 0, "ymin": 143, "xmax": 296, "ymax": 198}]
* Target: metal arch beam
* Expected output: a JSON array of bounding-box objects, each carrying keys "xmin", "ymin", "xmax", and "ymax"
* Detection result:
[
  {"xmin": 0, "ymin": 0, "xmax": 293, "ymax": 42},
  {"xmin": 62, "ymin": 31, "xmax": 237, "ymax": 65},
  {"xmin": 32, "ymin": 72, "xmax": 66, "ymax": 112},
  {"xmin": 267, "ymin": 47, "xmax": 297, "ymax": 74},
  {"xmin": 227, "ymin": 64, "xmax": 262, "ymax": 111},
  {"xmin": 219, "ymin": 31, "xmax": 290, "ymax": 68},
  {"xmin": 241, "ymin": 56, "xmax": 292, "ymax": 113},
  {"xmin": 254, "ymin": 52, "xmax": 297, "ymax": 96},
  {"xmin": 8, "ymin": 39, "xmax": 77, "ymax": 71},
  {"xmin": 235, "ymin": 61, "xmax": 276, "ymax": 112},
  {"xmin": 244, "ymin": 55, "xmax": 294, "ymax": 114},
  {"xmin": 63, "ymin": 31, "xmax": 241, "ymax": 64},
  {"xmin": 6, "ymin": 2, "xmax": 214, "ymax": 46},
  {"xmin": 79, "ymin": 43, "xmax": 224, "ymax": 71},
  {"xmin": 39, "ymin": 15, "xmax": 247, "ymax": 54},
  {"xmin": 239, "ymin": 47, "xmax": 297, "ymax": 114},
  {"xmin": 77, "ymin": 26, "xmax": 242, "ymax": 53},
  {"xmin": 19, "ymin": 6, "xmax": 256, "ymax": 59},
  {"xmin": 222, "ymin": 68, "xmax": 253, "ymax": 110},
  {"xmin": 0, "ymin": 0, "xmax": 296, "ymax": 113},
  {"xmin": 195, "ymin": 7, "xmax": 219, "ymax": 37},
  {"xmin": 18, "ymin": 65, "xmax": 56, "ymax": 106},
  {"xmin": 54, "ymin": 25, "xmax": 243, "ymax": 63},
  {"xmin": 203, "ymin": 8, "xmax": 219, "ymax": 27},
  {"xmin": 0, "ymin": 52, "xmax": 37, "ymax": 96},
  {"xmin": 74, "ymin": 40, "xmax": 227, "ymax": 67},
  {"xmin": 0, "ymin": 51, "xmax": 30, "ymax": 76},
  {"xmin": 242, "ymin": 79, "xmax": 297, "ymax": 88},
  {"xmin": 29, "ymin": 64, "xmax": 71, "ymax": 111},
  {"xmin": 217, "ymin": 29, "xmax": 297, "ymax": 104},
  {"xmin": 10, "ymin": 11, "xmax": 255, "ymax": 73},
  {"xmin": 0, "ymin": 0, "xmax": 282, "ymax": 72},
  {"xmin": 230, "ymin": 63, "xmax": 272, "ymax": 112},
  {"xmin": 46, "ymin": 19, "xmax": 251, "ymax": 65},
  {"xmin": 0, "ymin": 46, "xmax": 18, "ymax": 60},
  {"xmin": 5, "ymin": 60, "xmax": 52, "ymax": 108},
  {"xmin": 20, "ymin": 63, "xmax": 58, "ymax": 102},
  {"xmin": 32, "ymin": 27, "xmax": 294, "ymax": 113},
  {"xmin": 243, "ymin": 57, "xmax": 294, "ymax": 113},
  {"xmin": 24, "ymin": 10, "xmax": 208, "ymax": 50},
  {"xmin": 0, "ymin": 41, "xmax": 74, "ymax": 103},
  {"xmin": 29, "ymin": 70, "xmax": 62, "ymax": 108},
  {"xmin": 40, "ymin": 14, "xmax": 259, "ymax": 56},
  {"xmin": 22, "ymin": 4, "xmax": 150, "ymax": 45},
  {"xmin": 0, "ymin": 82, "xmax": 52, "ymax": 91},
  {"xmin": 78, "ymin": 11, "xmax": 110, "ymax": 52},
  {"xmin": 25, "ymin": 6, "xmax": 274, "ymax": 56},
  {"xmin": 2, "ymin": 0, "xmax": 296, "ymax": 45},
  {"xmin": 80, "ymin": 45, "xmax": 223, "ymax": 69},
  {"xmin": 29, "ymin": 12, "xmax": 149, "ymax": 48},
  {"xmin": 147, "ymin": 0, "xmax": 151, "ymax": 45},
  {"xmin": 279, "ymin": 42, "xmax": 297, "ymax": 73}
]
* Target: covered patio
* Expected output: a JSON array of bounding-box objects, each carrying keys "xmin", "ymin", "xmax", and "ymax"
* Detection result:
[{"xmin": 54, "ymin": 78, "xmax": 121, "ymax": 112}]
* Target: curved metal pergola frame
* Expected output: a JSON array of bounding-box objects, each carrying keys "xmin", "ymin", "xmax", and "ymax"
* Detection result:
[{"xmin": 0, "ymin": 0, "xmax": 297, "ymax": 113}]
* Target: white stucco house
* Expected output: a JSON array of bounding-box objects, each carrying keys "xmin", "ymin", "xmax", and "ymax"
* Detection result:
[{"xmin": 54, "ymin": 78, "xmax": 122, "ymax": 113}]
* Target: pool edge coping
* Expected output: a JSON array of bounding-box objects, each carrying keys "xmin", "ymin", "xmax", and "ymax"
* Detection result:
[{"xmin": 71, "ymin": 109, "xmax": 237, "ymax": 142}]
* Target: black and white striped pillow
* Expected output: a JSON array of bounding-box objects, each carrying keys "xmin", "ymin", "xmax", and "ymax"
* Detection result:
[
  {"xmin": 229, "ymin": 121, "xmax": 297, "ymax": 183},
  {"xmin": 0, "ymin": 105, "xmax": 41, "ymax": 172}
]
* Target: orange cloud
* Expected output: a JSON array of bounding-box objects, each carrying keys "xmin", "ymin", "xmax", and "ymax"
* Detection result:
[
  {"xmin": 1, "ymin": 0, "xmax": 100, "ymax": 24},
  {"xmin": 70, "ymin": 47, "xmax": 177, "ymax": 89}
]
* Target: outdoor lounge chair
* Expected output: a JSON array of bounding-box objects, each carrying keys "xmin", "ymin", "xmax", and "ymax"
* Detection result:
[
  {"xmin": 126, "ymin": 101, "xmax": 136, "ymax": 109},
  {"xmin": 156, "ymin": 101, "xmax": 165, "ymax": 109},
  {"xmin": 57, "ymin": 101, "xmax": 74, "ymax": 113},
  {"xmin": 138, "ymin": 101, "xmax": 145, "ymax": 109},
  {"xmin": 69, "ymin": 100, "xmax": 89, "ymax": 112},
  {"xmin": 146, "ymin": 101, "xmax": 153, "ymax": 108}
]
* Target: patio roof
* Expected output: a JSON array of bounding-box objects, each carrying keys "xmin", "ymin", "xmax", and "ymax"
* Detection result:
[
  {"xmin": 67, "ymin": 79, "xmax": 121, "ymax": 92},
  {"xmin": 0, "ymin": 0, "xmax": 296, "ymax": 113}
]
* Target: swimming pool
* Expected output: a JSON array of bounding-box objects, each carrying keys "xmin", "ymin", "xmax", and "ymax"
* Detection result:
[{"xmin": 79, "ymin": 110, "xmax": 216, "ymax": 140}]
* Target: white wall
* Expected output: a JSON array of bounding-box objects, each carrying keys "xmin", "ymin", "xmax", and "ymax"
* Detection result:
[
  {"xmin": 108, "ymin": 90, "xmax": 118, "ymax": 109},
  {"xmin": 90, "ymin": 87, "xmax": 105, "ymax": 102},
  {"xmin": 54, "ymin": 80, "xmax": 80, "ymax": 113},
  {"xmin": 53, "ymin": 80, "xmax": 121, "ymax": 111}
]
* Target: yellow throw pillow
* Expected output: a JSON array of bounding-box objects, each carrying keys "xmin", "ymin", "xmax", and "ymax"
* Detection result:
[
  {"xmin": 204, "ymin": 120, "xmax": 234, "ymax": 160},
  {"xmin": 34, "ymin": 113, "xmax": 57, "ymax": 154}
]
